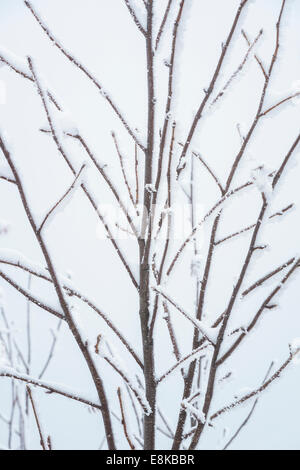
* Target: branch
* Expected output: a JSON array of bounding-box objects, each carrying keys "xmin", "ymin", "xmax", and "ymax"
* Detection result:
[
  {"xmin": 211, "ymin": 350, "xmax": 299, "ymax": 421},
  {"xmin": 103, "ymin": 355, "xmax": 151, "ymax": 415},
  {"xmin": 0, "ymin": 367, "xmax": 102, "ymax": 411},
  {"xmin": 242, "ymin": 257, "xmax": 297, "ymax": 297},
  {"xmin": 241, "ymin": 29, "xmax": 267, "ymax": 79},
  {"xmin": 28, "ymin": 57, "xmax": 138, "ymax": 288},
  {"xmin": 38, "ymin": 163, "xmax": 86, "ymax": 234},
  {"xmin": 210, "ymin": 29, "xmax": 263, "ymax": 109},
  {"xmin": 217, "ymin": 257, "xmax": 300, "ymax": 365},
  {"xmin": 24, "ymin": 1, "xmax": 145, "ymax": 151},
  {"xmin": 26, "ymin": 386, "xmax": 47, "ymax": 451},
  {"xmin": 215, "ymin": 203, "xmax": 294, "ymax": 246},
  {"xmin": 166, "ymin": 180, "xmax": 254, "ymax": 276},
  {"xmin": 0, "ymin": 133, "xmax": 116, "ymax": 449},
  {"xmin": 155, "ymin": 0, "xmax": 173, "ymax": 50},
  {"xmin": 0, "ymin": 269, "xmax": 63, "ymax": 320},
  {"xmin": 153, "ymin": 287, "xmax": 218, "ymax": 345},
  {"xmin": 123, "ymin": 0, "xmax": 146, "ymax": 36},
  {"xmin": 0, "ymin": 253, "xmax": 142, "ymax": 369},
  {"xmin": 260, "ymin": 93, "xmax": 300, "ymax": 117},
  {"xmin": 192, "ymin": 151, "xmax": 224, "ymax": 193},
  {"xmin": 156, "ymin": 343, "xmax": 208, "ymax": 385},
  {"xmin": 117, "ymin": 387, "xmax": 136, "ymax": 450},
  {"xmin": 176, "ymin": 0, "xmax": 249, "ymax": 176},
  {"xmin": 223, "ymin": 362, "xmax": 274, "ymax": 450},
  {"xmin": 0, "ymin": 175, "xmax": 16, "ymax": 185},
  {"xmin": 111, "ymin": 131, "xmax": 137, "ymax": 211}
]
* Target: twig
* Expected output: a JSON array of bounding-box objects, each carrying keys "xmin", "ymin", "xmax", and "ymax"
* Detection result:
[
  {"xmin": 26, "ymin": 386, "xmax": 47, "ymax": 450},
  {"xmin": 155, "ymin": 0, "xmax": 173, "ymax": 50},
  {"xmin": 242, "ymin": 29, "xmax": 267, "ymax": 79},
  {"xmin": 38, "ymin": 164, "xmax": 86, "ymax": 234},
  {"xmin": 177, "ymin": 0, "xmax": 249, "ymax": 176},
  {"xmin": 215, "ymin": 204, "xmax": 294, "ymax": 246},
  {"xmin": 211, "ymin": 351, "xmax": 299, "ymax": 421},
  {"xmin": 112, "ymin": 131, "xmax": 137, "ymax": 211},
  {"xmin": 223, "ymin": 362, "xmax": 274, "ymax": 450},
  {"xmin": 123, "ymin": 0, "xmax": 146, "ymax": 36},
  {"xmin": 117, "ymin": 387, "xmax": 136, "ymax": 450}
]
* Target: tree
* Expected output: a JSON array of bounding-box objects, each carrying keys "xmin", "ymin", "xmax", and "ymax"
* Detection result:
[{"xmin": 0, "ymin": 0, "xmax": 299, "ymax": 450}]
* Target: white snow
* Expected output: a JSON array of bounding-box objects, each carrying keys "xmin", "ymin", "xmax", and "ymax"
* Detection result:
[
  {"xmin": 182, "ymin": 400, "xmax": 206, "ymax": 424},
  {"xmin": 0, "ymin": 45, "xmax": 29, "ymax": 76},
  {"xmin": 251, "ymin": 164, "xmax": 274, "ymax": 201}
]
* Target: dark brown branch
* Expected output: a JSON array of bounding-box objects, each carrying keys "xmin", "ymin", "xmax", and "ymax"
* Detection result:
[
  {"xmin": 0, "ymin": 175, "xmax": 16, "ymax": 185},
  {"xmin": 156, "ymin": 343, "xmax": 208, "ymax": 385},
  {"xmin": 104, "ymin": 356, "xmax": 150, "ymax": 415},
  {"xmin": 217, "ymin": 257, "xmax": 300, "ymax": 365},
  {"xmin": 0, "ymin": 370, "xmax": 102, "ymax": 411},
  {"xmin": 242, "ymin": 257, "xmax": 296, "ymax": 297},
  {"xmin": 215, "ymin": 204, "xmax": 294, "ymax": 246},
  {"xmin": 192, "ymin": 151, "xmax": 224, "ymax": 193},
  {"xmin": 210, "ymin": 29, "xmax": 263, "ymax": 108},
  {"xmin": 155, "ymin": 0, "xmax": 173, "ymax": 50},
  {"xmin": 75, "ymin": 133, "xmax": 139, "ymax": 238},
  {"xmin": 123, "ymin": 0, "xmax": 146, "ymax": 36},
  {"xmin": 38, "ymin": 321, "xmax": 62, "ymax": 380},
  {"xmin": 260, "ymin": 93, "xmax": 300, "ymax": 117},
  {"xmin": 26, "ymin": 386, "xmax": 47, "ymax": 450},
  {"xmin": 242, "ymin": 29, "xmax": 267, "ymax": 79},
  {"xmin": 117, "ymin": 387, "xmax": 136, "ymax": 450},
  {"xmin": 38, "ymin": 163, "xmax": 86, "ymax": 234},
  {"xmin": 112, "ymin": 131, "xmax": 137, "ymax": 211},
  {"xmin": 0, "ymin": 269, "xmax": 64, "ymax": 320}
]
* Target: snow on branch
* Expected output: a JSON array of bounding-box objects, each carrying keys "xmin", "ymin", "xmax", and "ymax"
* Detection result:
[
  {"xmin": 210, "ymin": 29, "xmax": 263, "ymax": 109},
  {"xmin": 166, "ymin": 179, "xmax": 255, "ymax": 276},
  {"xmin": 156, "ymin": 343, "xmax": 209, "ymax": 385},
  {"xmin": 0, "ymin": 267, "xmax": 63, "ymax": 320},
  {"xmin": 0, "ymin": 251, "xmax": 142, "ymax": 368},
  {"xmin": 215, "ymin": 203, "xmax": 294, "ymax": 246},
  {"xmin": 0, "ymin": 45, "xmax": 31, "ymax": 79},
  {"xmin": 153, "ymin": 287, "xmax": 219, "ymax": 345},
  {"xmin": 0, "ymin": 366, "xmax": 102, "ymax": 411},
  {"xmin": 100, "ymin": 352, "xmax": 151, "ymax": 416},
  {"xmin": 123, "ymin": 0, "xmax": 146, "ymax": 36},
  {"xmin": 38, "ymin": 163, "xmax": 87, "ymax": 233},
  {"xmin": 210, "ymin": 348, "xmax": 300, "ymax": 422}
]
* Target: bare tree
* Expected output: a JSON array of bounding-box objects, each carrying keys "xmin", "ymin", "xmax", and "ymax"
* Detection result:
[{"xmin": 0, "ymin": 0, "xmax": 299, "ymax": 450}]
